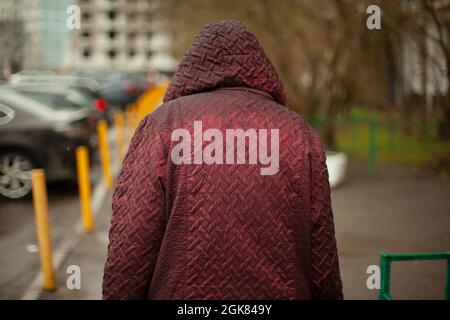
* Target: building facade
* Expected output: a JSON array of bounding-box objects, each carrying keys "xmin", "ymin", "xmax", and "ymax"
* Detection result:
[
  {"xmin": 401, "ymin": 0, "xmax": 449, "ymax": 110},
  {"xmin": 0, "ymin": 0, "xmax": 24, "ymax": 78},
  {"xmin": 21, "ymin": 0, "xmax": 74, "ymax": 70},
  {"xmin": 71, "ymin": 0, "xmax": 175, "ymax": 71},
  {"xmin": 1, "ymin": 0, "xmax": 175, "ymax": 73}
]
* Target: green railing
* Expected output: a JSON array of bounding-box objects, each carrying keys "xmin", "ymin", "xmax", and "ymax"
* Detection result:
[
  {"xmin": 309, "ymin": 115, "xmax": 449, "ymax": 175},
  {"xmin": 379, "ymin": 252, "xmax": 450, "ymax": 300}
]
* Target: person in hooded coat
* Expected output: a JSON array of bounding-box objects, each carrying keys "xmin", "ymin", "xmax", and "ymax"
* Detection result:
[{"xmin": 102, "ymin": 20, "xmax": 343, "ymax": 300}]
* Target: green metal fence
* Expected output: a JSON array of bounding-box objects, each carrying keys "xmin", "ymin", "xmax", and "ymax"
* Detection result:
[
  {"xmin": 309, "ymin": 115, "xmax": 449, "ymax": 175},
  {"xmin": 379, "ymin": 252, "xmax": 450, "ymax": 300}
]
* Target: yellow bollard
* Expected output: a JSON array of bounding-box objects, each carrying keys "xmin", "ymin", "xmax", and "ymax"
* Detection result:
[
  {"xmin": 31, "ymin": 169, "xmax": 56, "ymax": 291},
  {"xmin": 133, "ymin": 105, "xmax": 139, "ymax": 130},
  {"xmin": 138, "ymin": 97, "xmax": 147, "ymax": 121},
  {"xmin": 76, "ymin": 146, "xmax": 94, "ymax": 232},
  {"xmin": 125, "ymin": 107, "xmax": 134, "ymax": 142},
  {"xmin": 114, "ymin": 112, "xmax": 125, "ymax": 163},
  {"xmin": 97, "ymin": 120, "xmax": 113, "ymax": 189}
]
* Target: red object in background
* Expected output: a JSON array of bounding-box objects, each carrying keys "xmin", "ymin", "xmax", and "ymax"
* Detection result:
[
  {"xmin": 93, "ymin": 98, "xmax": 107, "ymax": 112},
  {"xmin": 125, "ymin": 84, "xmax": 141, "ymax": 96}
]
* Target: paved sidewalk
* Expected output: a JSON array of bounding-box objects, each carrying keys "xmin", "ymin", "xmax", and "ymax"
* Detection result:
[
  {"xmin": 36, "ymin": 163, "xmax": 450, "ymax": 300},
  {"xmin": 39, "ymin": 192, "xmax": 112, "ymax": 300},
  {"xmin": 36, "ymin": 130, "xmax": 121, "ymax": 300}
]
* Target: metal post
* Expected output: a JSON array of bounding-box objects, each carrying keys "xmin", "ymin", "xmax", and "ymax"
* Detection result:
[
  {"xmin": 379, "ymin": 252, "xmax": 450, "ymax": 300},
  {"xmin": 369, "ymin": 118, "xmax": 377, "ymax": 175},
  {"xmin": 114, "ymin": 112, "xmax": 125, "ymax": 163},
  {"xmin": 388, "ymin": 119, "xmax": 396, "ymax": 154},
  {"xmin": 125, "ymin": 107, "xmax": 134, "ymax": 142},
  {"xmin": 351, "ymin": 116, "xmax": 357, "ymax": 153},
  {"xmin": 379, "ymin": 253, "xmax": 392, "ymax": 300},
  {"xmin": 446, "ymin": 258, "xmax": 450, "ymax": 300},
  {"xmin": 76, "ymin": 146, "xmax": 94, "ymax": 232},
  {"xmin": 423, "ymin": 119, "xmax": 429, "ymax": 150},
  {"xmin": 31, "ymin": 169, "xmax": 56, "ymax": 291},
  {"xmin": 97, "ymin": 120, "xmax": 113, "ymax": 189}
]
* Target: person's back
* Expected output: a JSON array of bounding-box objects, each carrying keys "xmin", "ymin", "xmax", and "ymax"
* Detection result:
[{"xmin": 103, "ymin": 20, "xmax": 342, "ymax": 300}]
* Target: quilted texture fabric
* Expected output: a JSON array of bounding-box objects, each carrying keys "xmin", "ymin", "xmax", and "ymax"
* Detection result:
[
  {"xmin": 163, "ymin": 20, "xmax": 286, "ymax": 105},
  {"xmin": 103, "ymin": 20, "xmax": 343, "ymax": 300}
]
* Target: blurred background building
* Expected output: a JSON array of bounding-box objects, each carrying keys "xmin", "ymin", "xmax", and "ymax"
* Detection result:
[
  {"xmin": 71, "ymin": 0, "xmax": 175, "ymax": 71},
  {"xmin": 0, "ymin": 0, "xmax": 176, "ymax": 76},
  {"xmin": 0, "ymin": 0, "xmax": 24, "ymax": 79},
  {"xmin": 21, "ymin": 0, "xmax": 73, "ymax": 70},
  {"xmin": 402, "ymin": 0, "xmax": 449, "ymax": 112}
]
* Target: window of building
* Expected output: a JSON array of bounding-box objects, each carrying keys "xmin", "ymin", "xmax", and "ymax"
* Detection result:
[
  {"xmin": 81, "ymin": 31, "xmax": 91, "ymax": 38},
  {"xmin": 107, "ymin": 10, "xmax": 118, "ymax": 20},
  {"xmin": 128, "ymin": 49, "xmax": 136, "ymax": 58},
  {"xmin": 145, "ymin": 50, "xmax": 153, "ymax": 60},
  {"xmin": 108, "ymin": 30, "xmax": 118, "ymax": 39},
  {"xmin": 82, "ymin": 12, "xmax": 91, "ymax": 21},
  {"xmin": 82, "ymin": 48, "xmax": 92, "ymax": 59},
  {"xmin": 128, "ymin": 32, "xmax": 137, "ymax": 40},
  {"xmin": 107, "ymin": 49, "xmax": 118, "ymax": 59}
]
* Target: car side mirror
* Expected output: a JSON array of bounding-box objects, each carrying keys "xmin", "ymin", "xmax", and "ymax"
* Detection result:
[{"xmin": 0, "ymin": 103, "xmax": 15, "ymax": 126}]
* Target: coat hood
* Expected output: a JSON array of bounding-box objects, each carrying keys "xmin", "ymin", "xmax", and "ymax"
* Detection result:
[{"xmin": 164, "ymin": 20, "xmax": 286, "ymax": 105}]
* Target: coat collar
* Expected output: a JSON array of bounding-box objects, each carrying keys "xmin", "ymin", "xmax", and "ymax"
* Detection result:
[{"xmin": 213, "ymin": 87, "xmax": 275, "ymax": 101}]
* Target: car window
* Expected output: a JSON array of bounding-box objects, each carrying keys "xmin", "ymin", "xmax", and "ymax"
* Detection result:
[
  {"xmin": 0, "ymin": 103, "xmax": 15, "ymax": 125},
  {"xmin": 16, "ymin": 89, "xmax": 91, "ymax": 111},
  {"xmin": 0, "ymin": 89, "xmax": 61, "ymax": 118},
  {"xmin": 64, "ymin": 89, "xmax": 93, "ymax": 109},
  {"xmin": 0, "ymin": 88, "xmax": 89, "ymax": 123},
  {"xmin": 82, "ymin": 72, "xmax": 124, "ymax": 87},
  {"xmin": 17, "ymin": 90, "xmax": 59, "ymax": 107}
]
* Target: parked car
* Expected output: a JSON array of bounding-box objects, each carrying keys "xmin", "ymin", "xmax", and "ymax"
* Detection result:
[
  {"xmin": 9, "ymin": 70, "xmax": 58, "ymax": 83},
  {"xmin": 10, "ymin": 71, "xmax": 102, "ymax": 93},
  {"xmin": 0, "ymin": 87, "xmax": 96, "ymax": 199},
  {"xmin": 73, "ymin": 70, "xmax": 147, "ymax": 109},
  {"xmin": 9, "ymin": 72, "xmax": 122, "ymax": 122},
  {"xmin": 8, "ymin": 83, "xmax": 108, "ymax": 123}
]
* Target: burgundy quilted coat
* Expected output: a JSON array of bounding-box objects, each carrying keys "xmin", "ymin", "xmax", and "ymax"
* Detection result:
[{"xmin": 103, "ymin": 20, "xmax": 343, "ymax": 300}]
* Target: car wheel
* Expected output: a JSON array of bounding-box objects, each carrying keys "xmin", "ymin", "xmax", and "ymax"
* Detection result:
[{"xmin": 0, "ymin": 152, "xmax": 34, "ymax": 199}]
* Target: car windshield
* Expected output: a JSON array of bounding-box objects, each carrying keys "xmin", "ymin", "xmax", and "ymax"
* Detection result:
[
  {"xmin": 16, "ymin": 88, "xmax": 93, "ymax": 111},
  {"xmin": 75, "ymin": 71, "xmax": 125, "ymax": 86},
  {"xmin": 0, "ymin": 88, "xmax": 89, "ymax": 122},
  {"xmin": 0, "ymin": 88, "xmax": 61, "ymax": 118}
]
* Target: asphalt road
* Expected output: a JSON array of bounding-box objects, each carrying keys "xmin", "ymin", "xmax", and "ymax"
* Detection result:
[
  {"xmin": 0, "ymin": 159, "xmax": 104, "ymax": 300},
  {"xmin": 0, "ymin": 181, "xmax": 82, "ymax": 299},
  {"xmin": 0, "ymin": 128, "xmax": 116, "ymax": 300}
]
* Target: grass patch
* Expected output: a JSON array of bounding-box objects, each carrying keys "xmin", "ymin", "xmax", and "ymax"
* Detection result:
[{"xmin": 309, "ymin": 107, "xmax": 450, "ymax": 168}]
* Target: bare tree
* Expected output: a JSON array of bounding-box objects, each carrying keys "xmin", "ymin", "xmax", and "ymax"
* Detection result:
[
  {"xmin": 155, "ymin": 0, "xmax": 450, "ymax": 145},
  {"xmin": 421, "ymin": 0, "xmax": 450, "ymax": 138}
]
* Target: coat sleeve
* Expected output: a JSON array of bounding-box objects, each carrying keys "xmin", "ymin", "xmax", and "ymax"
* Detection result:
[
  {"xmin": 307, "ymin": 125, "xmax": 343, "ymax": 300},
  {"xmin": 102, "ymin": 115, "xmax": 166, "ymax": 300}
]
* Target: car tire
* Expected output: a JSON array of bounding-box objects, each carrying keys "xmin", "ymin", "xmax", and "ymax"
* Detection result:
[{"xmin": 0, "ymin": 150, "xmax": 37, "ymax": 199}]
